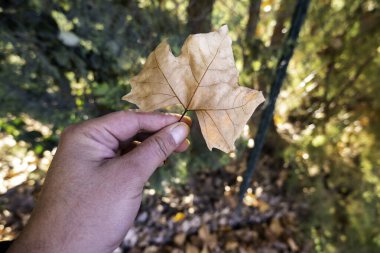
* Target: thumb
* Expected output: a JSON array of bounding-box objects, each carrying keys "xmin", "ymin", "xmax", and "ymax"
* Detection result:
[{"xmin": 125, "ymin": 122, "xmax": 189, "ymax": 180}]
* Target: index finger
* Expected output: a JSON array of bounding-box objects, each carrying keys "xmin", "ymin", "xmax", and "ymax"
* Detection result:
[{"xmin": 81, "ymin": 110, "xmax": 191, "ymax": 144}]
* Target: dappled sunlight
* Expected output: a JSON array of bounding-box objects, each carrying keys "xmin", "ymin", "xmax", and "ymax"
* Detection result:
[
  {"xmin": 0, "ymin": 134, "xmax": 36, "ymax": 194},
  {"xmin": 0, "ymin": 114, "xmax": 55, "ymax": 240}
]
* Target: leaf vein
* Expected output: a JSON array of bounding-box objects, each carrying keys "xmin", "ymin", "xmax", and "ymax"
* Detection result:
[
  {"xmin": 205, "ymin": 111, "xmax": 229, "ymax": 148},
  {"xmin": 186, "ymin": 36, "xmax": 227, "ymax": 109},
  {"xmin": 153, "ymin": 51, "xmax": 185, "ymax": 108},
  {"xmin": 195, "ymin": 99, "xmax": 252, "ymax": 111}
]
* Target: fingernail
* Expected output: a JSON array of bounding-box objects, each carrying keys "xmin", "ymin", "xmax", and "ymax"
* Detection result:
[
  {"xmin": 183, "ymin": 116, "xmax": 192, "ymax": 125},
  {"xmin": 171, "ymin": 123, "xmax": 189, "ymax": 145}
]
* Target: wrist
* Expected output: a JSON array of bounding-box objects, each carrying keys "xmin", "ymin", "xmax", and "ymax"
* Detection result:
[
  {"xmin": 6, "ymin": 231, "xmax": 50, "ymax": 253},
  {"xmin": 8, "ymin": 214, "xmax": 117, "ymax": 253},
  {"xmin": 7, "ymin": 216, "xmax": 86, "ymax": 253}
]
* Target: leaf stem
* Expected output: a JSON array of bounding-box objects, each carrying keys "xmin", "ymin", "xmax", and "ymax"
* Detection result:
[{"xmin": 178, "ymin": 109, "xmax": 188, "ymax": 122}]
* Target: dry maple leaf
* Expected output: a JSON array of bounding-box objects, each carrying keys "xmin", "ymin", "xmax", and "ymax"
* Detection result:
[{"xmin": 122, "ymin": 25, "xmax": 265, "ymax": 153}]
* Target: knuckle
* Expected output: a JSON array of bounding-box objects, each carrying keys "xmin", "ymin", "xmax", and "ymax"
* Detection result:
[
  {"xmin": 61, "ymin": 122, "xmax": 89, "ymax": 140},
  {"xmin": 121, "ymin": 110, "xmax": 135, "ymax": 118},
  {"xmin": 61, "ymin": 124, "xmax": 78, "ymax": 138},
  {"xmin": 150, "ymin": 134, "xmax": 175, "ymax": 160}
]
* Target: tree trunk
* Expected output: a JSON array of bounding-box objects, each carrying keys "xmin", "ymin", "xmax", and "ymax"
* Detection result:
[
  {"xmin": 187, "ymin": 0, "xmax": 215, "ymax": 34},
  {"xmin": 270, "ymin": 0, "xmax": 296, "ymax": 47},
  {"xmin": 245, "ymin": 0, "xmax": 262, "ymax": 44},
  {"xmin": 243, "ymin": 0, "xmax": 262, "ymax": 71}
]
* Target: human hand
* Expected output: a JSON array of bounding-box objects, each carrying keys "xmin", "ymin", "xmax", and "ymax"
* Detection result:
[{"xmin": 7, "ymin": 111, "xmax": 191, "ymax": 253}]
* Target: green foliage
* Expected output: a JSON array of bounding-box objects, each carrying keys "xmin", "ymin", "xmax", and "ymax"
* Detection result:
[{"xmin": 278, "ymin": 0, "xmax": 380, "ymax": 251}]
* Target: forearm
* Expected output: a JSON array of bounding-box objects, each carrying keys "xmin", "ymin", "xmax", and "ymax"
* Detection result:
[
  {"xmin": 7, "ymin": 199, "xmax": 113, "ymax": 253},
  {"xmin": 7, "ymin": 218, "xmax": 82, "ymax": 253},
  {"xmin": 7, "ymin": 223, "xmax": 112, "ymax": 253}
]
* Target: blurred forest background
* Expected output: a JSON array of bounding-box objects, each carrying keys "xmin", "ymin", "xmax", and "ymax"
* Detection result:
[{"xmin": 0, "ymin": 0, "xmax": 379, "ymax": 252}]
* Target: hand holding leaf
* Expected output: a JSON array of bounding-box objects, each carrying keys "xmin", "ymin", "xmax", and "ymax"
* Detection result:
[{"xmin": 123, "ymin": 26, "xmax": 265, "ymax": 153}]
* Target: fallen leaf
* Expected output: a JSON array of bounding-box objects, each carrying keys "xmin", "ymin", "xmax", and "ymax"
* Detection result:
[
  {"xmin": 198, "ymin": 225, "xmax": 217, "ymax": 249},
  {"xmin": 287, "ymin": 238, "xmax": 299, "ymax": 252},
  {"xmin": 239, "ymin": 247, "xmax": 257, "ymax": 253},
  {"xmin": 174, "ymin": 232, "xmax": 186, "ymax": 246},
  {"xmin": 258, "ymin": 200, "xmax": 270, "ymax": 213},
  {"xmin": 123, "ymin": 25, "xmax": 265, "ymax": 153},
  {"xmin": 172, "ymin": 212, "xmax": 186, "ymax": 222},
  {"xmin": 198, "ymin": 225, "xmax": 210, "ymax": 241},
  {"xmin": 269, "ymin": 218, "xmax": 284, "ymax": 237},
  {"xmin": 225, "ymin": 240, "xmax": 239, "ymax": 250},
  {"xmin": 201, "ymin": 246, "xmax": 209, "ymax": 253},
  {"xmin": 186, "ymin": 243, "xmax": 199, "ymax": 253},
  {"xmin": 190, "ymin": 235, "xmax": 203, "ymax": 248},
  {"xmin": 143, "ymin": 246, "xmax": 159, "ymax": 253}
]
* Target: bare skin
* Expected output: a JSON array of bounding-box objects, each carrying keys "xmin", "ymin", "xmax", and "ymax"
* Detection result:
[{"xmin": 7, "ymin": 111, "xmax": 191, "ymax": 253}]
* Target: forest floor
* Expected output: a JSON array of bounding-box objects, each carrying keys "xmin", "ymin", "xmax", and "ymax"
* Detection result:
[{"xmin": 0, "ymin": 154, "xmax": 313, "ymax": 253}]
